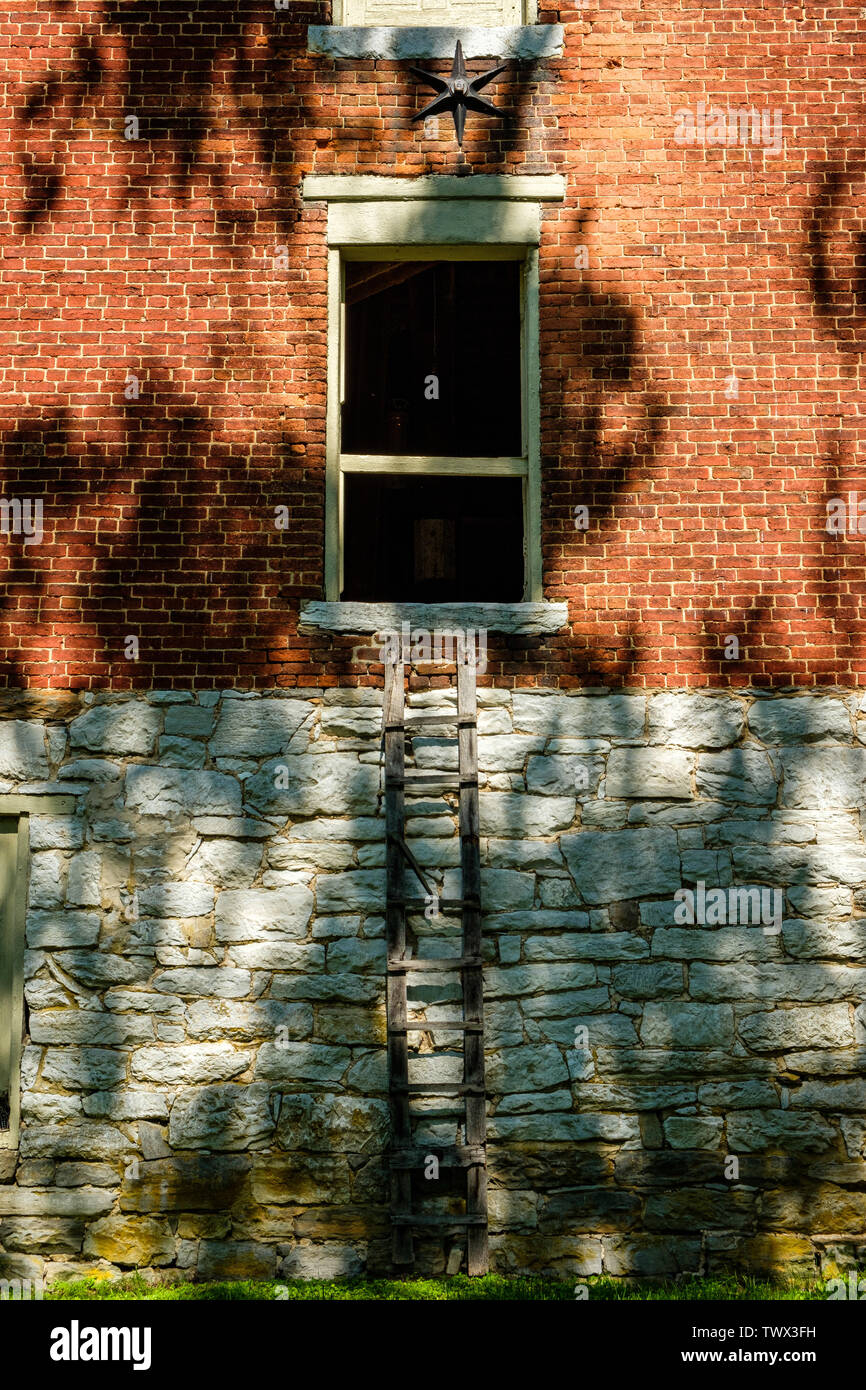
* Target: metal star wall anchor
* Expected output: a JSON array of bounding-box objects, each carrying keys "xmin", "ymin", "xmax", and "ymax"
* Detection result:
[{"xmin": 410, "ymin": 40, "xmax": 506, "ymax": 148}]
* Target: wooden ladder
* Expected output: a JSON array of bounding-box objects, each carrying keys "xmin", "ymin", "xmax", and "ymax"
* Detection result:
[{"xmin": 383, "ymin": 651, "xmax": 488, "ymax": 1277}]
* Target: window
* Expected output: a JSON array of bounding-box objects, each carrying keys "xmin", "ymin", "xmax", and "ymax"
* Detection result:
[
  {"xmin": 340, "ymin": 257, "xmax": 527, "ymax": 601},
  {"xmin": 301, "ymin": 174, "xmax": 566, "ymax": 620},
  {"xmin": 0, "ymin": 814, "xmax": 27, "ymax": 1149},
  {"xmin": 338, "ymin": 251, "xmax": 533, "ymax": 603}
]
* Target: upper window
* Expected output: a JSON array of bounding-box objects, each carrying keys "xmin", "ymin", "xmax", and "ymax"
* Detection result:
[
  {"xmin": 301, "ymin": 173, "xmax": 567, "ymax": 611},
  {"xmin": 334, "ymin": 0, "xmax": 529, "ymax": 25},
  {"xmin": 339, "ymin": 254, "xmax": 531, "ymax": 603}
]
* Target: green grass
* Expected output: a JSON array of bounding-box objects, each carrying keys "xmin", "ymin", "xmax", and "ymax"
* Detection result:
[{"xmin": 41, "ymin": 1272, "xmax": 845, "ymax": 1301}]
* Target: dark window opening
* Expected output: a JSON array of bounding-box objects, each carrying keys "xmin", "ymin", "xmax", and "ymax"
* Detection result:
[
  {"xmin": 0, "ymin": 1091, "xmax": 8, "ymax": 1130},
  {"xmin": 342, "ymin": 260, "xmax": 522, "ymax": 458},
  {"xmin": 342, "ymin": 474, "xmax": 524, "ymax": 602}
]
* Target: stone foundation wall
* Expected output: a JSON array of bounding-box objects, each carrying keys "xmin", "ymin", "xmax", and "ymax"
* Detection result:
[{"xmin": 1, "ymin": 686, "xmax": 865, "ymax": 1285}]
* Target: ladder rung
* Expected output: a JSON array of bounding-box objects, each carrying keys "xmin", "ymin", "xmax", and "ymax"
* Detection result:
[
  {"xmin": 391, "ymin": 896, "xmax": 479, "ymax": 912},
  {"xmin": 391, "ymin": 772, "xmax": 477, "ymax": 790},
  {"xmin": 390, "ymin": 1020, "xmax": 483, "ymax": 1033},
  {"xmin": 390, "ymin": 1145, "xmax": 486, "ymax": 1169},
  {"xmin": 391, "ymin": 1214, "xmax": 487, "ymax": 1227},
  {"xmin": 392, "ymin": 1083, "xmax": 486, "ymax": 1096},
  {"xmin": 404, "ymin": 713, "xmax": 474, "ymax": 729},
  {"xmin": 387, "ymin": 956, "xmax": 482, "ymax": 972}
]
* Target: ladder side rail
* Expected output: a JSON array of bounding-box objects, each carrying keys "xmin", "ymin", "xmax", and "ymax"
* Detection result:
[
  {"xmin": 384, "ymin": 658, "xmax": 413, "ymax": 1268},
  {"xmin": 457, "ymin": 655, "xmax": 488, "ymax": 1276}
]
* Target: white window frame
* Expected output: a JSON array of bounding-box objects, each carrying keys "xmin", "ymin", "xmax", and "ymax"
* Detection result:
[
  {"xmin": 0, "ymin": 811, "xmax": 30, "ymax": 1152},
  {"xmin": 303, "ymin": 175, "xmax": 565, "ymax": 605}
]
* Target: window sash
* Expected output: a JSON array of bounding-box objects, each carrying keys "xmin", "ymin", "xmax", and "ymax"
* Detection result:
[{"xmin": 327, "ymin": 246, "xmax": 541, "ymax": 602}]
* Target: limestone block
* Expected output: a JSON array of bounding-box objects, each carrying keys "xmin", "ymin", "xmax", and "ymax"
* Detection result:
[
  {"xmin": 524, "ymin": 933, "xmax": 648, "ymax": 961},
  {"xmin": 440, "ymin": 867, "xmax": 534, "ymax": 913},
  {"xmin": 185, "ymin": 839, "xmax": 264, "ymax": 888},
  {"xmin": 321, "ymin": 706, "xmax": 381, "ymax": 738},
  {"xmin": 275, "ymin": 1095, "xmax": 389, "ymax": 1152},
  {"xmin": 779, "ymin": 747, "xmax": 866, "ymax": 808},
  {"xmin": 789, "ymin": 1079, "xmax": 866, "ymax": 1110},
  {"xmin": 126, "ymin": 768, "xmax": 241, "ymax": 819},
  {"xmin": 138, "ymin": 882, "xmax": 214, "ymax": 918},
  {"xmin": 59, "ymin": 759, "xmax": 122, "ymax": 782},
  {"xmin": 512, "ymin": 692, "xmax": 645, "ymax": 739},
  {"xmin": 158, "ymin": 737, "xmax": 207, "ymax": 769},
  {"xmin": 648, "ymin": 693, "xmax": 745, "ymax": 748},
  {"xmin": 30, "ymin": 817, "xmax": 84, "ymax": 850},
  {"xmin": 28, "ymin": 1011, "xmax": 154, "ymax": 1046},
  {"xmin": 603, "ymin": 1236, "xmax": 702, "ymax": 1276},
  {"xmin": 70, "ymin": 704, "xmax": 161, "ymax": 757},
  {"xmin": 695, "ymin": 749, "xmax": 778, "ymax": 804},
  {"xmin": 21, "ymin": 1094, "xmax": 83, "ymax": 1122},
  {"xmin": 279, "ymin": 1243, "xmax": 362, "ymax": 1279},
  {"xmin": 131, "ymin": 1044, "xmax": 252, "ymax": 1084},
  {"xmin": 215, "ymin": 886, "xmax": 314, "ymax": 941},
  {"xmin": 41, "ymin": 1048, "xmax": 128, "ymax": 1092},
  {"xmin": 255, "ymin": 1042, "xmax": 351, "ymax": 1085},
  {"xmin": 20, "ymin": 1126, "xmax": 134, "ymax": 1162},
  {"xmin": 521, "ymin": 987, "xmax": 609, "ymax": 1019},
  {"xmin": 316, "ymin": 1006, "xmax": 387, "ymax": 1046},
  {"xmin": 651, "ymin": 928, "xmax": 781, "ymax": 961},
  {"xmin": 227, "ymin": 943, "xmax": 325, "ymax": 972},
  {"xmin": 26, "ymin": 910, "xmax": 99, "ymax": 949},
  {"xmin": 749, "ymin": 696, "xmax": 852, "ymax": 743},
  {"xmin": 209, "ymin": 698, "xmax": 313, "ymax": 756},
  {"xmin": 66, "ymin": 852, "xmax": 102, "ymax": 908},
  {"xmin": 640, "ymin": 1003, "xmax": 734, "ymax": 1048},
  {"xmin": 28, "ymin": 853, "xmax": 67, "ymax": 909},
  {"xmin": 196, "ymin": 1240, "xmax": 276, "ymax": 1280},
  {"xmin": 83, "ymin": 1092, "xmax": 170, "ymax": 1121},
  {"xmin": 662, "ymin": 1116, "xmax": 724, "ymax": 1149},
  {"xmin": 0, "ymin": 1218, "xmax": 85, "ymax": 1254},
  {"xmin": 0, "ymin": 1187, "xmax": 114, "ymax": 1217},
  {"xmin": 478, "ymin": 735, "xmax": 545, "ymax": 772},
  {"xmin": 691, "ymin": 963, "xmax": 865, "ymax": 1003},
  {"xmin": 737, "ymin": 1004, "xmax": 854, "ymax": 1050},
  {"xmin": 164, "ymin": 706, "xmax": 217, "ymax": 738},
  {"xmin": 53, "ymin": 952, "xmax": 151, "ymax": 989},
  {"xmin": 479, "ymin": 793, "xmax": 576, "ymax": 837},
  {"xmin": 326, "ymin": 939, "xmax": 386, "ymax": 973},
  {"xmin": 561, "ymin": 827, "xmax": 681, "ymax": 904},
  {"xmin": 487, "ymin": 1046, "xmax": 570, "ymax": 1093},
  {"xmin": 0, "ymin": 720, "xmax": 50, "ymax": 778},
  {"xmin": 315, "ymin": 871, "xmax": 386, "ymax": 914},
  {"xmin": 486, "ymin": 964, "xmax": 596, "ymax": 998},
  {"xmin": 251, "ymin": 1155, "xmax": 351, "ymax": 1205},
  {"xmin": 244, "ymin": 754, "xmax": 379, "ymax": 818},
  {"xmin": 572, "ymin": 1082, "xmax": 695, "ymax": 1111},
  {"xmin": 489, "ymin": 1113, "xmax": 641, "ymax": 1142},
  {"xmin": 726, "ymin": 1111, "xmax": 836, "ymax": 1153},
  {"xmin": 605, "ymin": 748, "xmax": 693, "ymax": 800},
  {"xmin": 168, "ymin": 1083, "xmax": 275, "ymax": 1150},
  {"xmin": 612, "ymin": 962, "xmax": 683, "ymax": 997},
  {"xmin": 83, "ymin": 1216, "xmax": 175, "ymax": 1267},
  {"xmin": 485, "ymin": 839, "xmax": 564, "ymax": 870},
  {"xmin": 271, "ymin": 973, "xmax": 381, "ymax": 1004},
  {"xmin": 783, "ymin": 920, "xmax": 866, "ymax": 960},
  {"xmin": 119, "ymin": 1155, "xmax": 250, "ymax": 1213}
]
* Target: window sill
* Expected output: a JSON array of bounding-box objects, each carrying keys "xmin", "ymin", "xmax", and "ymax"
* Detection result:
[
  {"xmin": 299, "ymin": 600, "xmax": 568, "ymax": 635},
  {"xmin": 307, "ymin": 24, "xmax": 564, "ymax": 60}
]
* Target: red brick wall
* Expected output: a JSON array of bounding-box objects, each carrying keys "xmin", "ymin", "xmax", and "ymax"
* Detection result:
[{"xmin": 1, "ymin": 1, "xmax": 864, "ymax": 689}]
